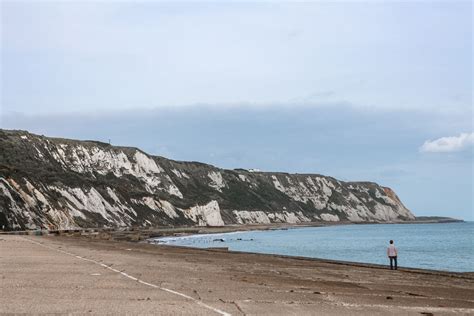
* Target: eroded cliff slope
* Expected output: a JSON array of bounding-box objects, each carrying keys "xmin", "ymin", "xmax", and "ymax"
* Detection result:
[{"xmin": 0, "ymin": 130, "xmax": 414, "ymax": 230}]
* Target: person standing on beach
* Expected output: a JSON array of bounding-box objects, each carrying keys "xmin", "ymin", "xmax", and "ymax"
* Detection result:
[{"xmin": 387, "ymin": 240, "xmax": 398, "ymax": 270}]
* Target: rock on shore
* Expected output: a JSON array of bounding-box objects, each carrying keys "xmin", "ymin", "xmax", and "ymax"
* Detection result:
[{"xmin": 0, "ymin": 129, "xmax": 414, "ymax": 230}]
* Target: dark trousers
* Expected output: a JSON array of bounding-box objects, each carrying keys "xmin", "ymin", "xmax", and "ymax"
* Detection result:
[{"xmin": 389, "ymin": 256, "xmax": 397, "ymax": 270}]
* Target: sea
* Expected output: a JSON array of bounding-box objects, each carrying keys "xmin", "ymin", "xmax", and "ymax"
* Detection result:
[{"xmin": 153, "ymin": 222, "xmax": 474, "ymax": 272}]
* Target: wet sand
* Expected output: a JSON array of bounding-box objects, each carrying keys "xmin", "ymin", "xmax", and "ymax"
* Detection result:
[{"xmin": 1, "ymin": 235, "xmax": 473, "ymax": 315}]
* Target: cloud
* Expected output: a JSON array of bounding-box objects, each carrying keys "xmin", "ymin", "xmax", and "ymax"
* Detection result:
[{"xmin": 420, "ymin": 132, "xmax": 474, "ymax": 153}]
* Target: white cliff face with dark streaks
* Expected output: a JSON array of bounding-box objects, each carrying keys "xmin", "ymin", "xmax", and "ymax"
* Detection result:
[
  {"xmin": 208, "ymin": 171, "xmax": 226, "ymax": 192},
  {"xmin": 180, "ymin": 200, "xmax": 224, "ymax": 227},
  {"xmin": 0, "ymin": 130, "xmax": 415, "ymax": 230},
  {"xmin": 268, "ymin": 174, "xmax": 414, "ymax": 222},
  {"xmin": 232, "ymin": 210, "xmax": 311, "ymax": 225}
]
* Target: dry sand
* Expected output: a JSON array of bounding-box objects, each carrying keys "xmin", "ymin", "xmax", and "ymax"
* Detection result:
[{"xmin": 1, "ymin": 234, "xmax": 473, "ymax": 315}]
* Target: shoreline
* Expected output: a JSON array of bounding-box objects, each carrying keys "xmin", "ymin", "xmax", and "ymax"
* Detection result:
[
  {"xmin": 147, "ymin": 224, "xmax": 473, "ymax": 275},
  {"xmin": 2, "ymin": 234, "xmax": 473, "ymax": 315},
  {"xmin": 148, "ymin": 219, "xmax": 468, "ymax": 242},
  {"xmin": 2, "ymin": 220, "xmax": 470, "ymax": 274},
  {"xmin": 0, "ymin": 217, "xmax": 464, "ymax": 237},
  {"xmin": 156, "ymin": 243, "xmax": 474, "ymax": 277}
]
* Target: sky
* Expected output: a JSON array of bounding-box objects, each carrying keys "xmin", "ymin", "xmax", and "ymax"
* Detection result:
[{"xmin": 1, "ymin": 1, "xmax": 473, "ymax": 220}]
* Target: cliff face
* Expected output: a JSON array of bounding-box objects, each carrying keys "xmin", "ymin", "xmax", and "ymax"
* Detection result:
[{"xmin": 0, "ymin": 130, "xmax": 415, "ymax": 230}]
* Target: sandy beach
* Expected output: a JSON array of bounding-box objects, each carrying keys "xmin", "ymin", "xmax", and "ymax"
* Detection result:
[{"xmin": 1, "ymin": 234, "xmax": 473, "ymax": 315}]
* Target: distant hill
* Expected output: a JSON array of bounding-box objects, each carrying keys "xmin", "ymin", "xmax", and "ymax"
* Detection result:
[{"xmin": 0, "ymin": 129, "xmax": 415, "ymax": 230}]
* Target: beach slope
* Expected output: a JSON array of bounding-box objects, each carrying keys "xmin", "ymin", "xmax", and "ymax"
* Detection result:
[{"xmin": 1, "ymin": 235, "xmax": 473, "ymax": 315}]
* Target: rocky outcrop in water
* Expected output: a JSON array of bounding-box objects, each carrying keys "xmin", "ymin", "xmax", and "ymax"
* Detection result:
[{"xmin": 0, "ymin": 130, "xmax": 415, "ymax": 230}]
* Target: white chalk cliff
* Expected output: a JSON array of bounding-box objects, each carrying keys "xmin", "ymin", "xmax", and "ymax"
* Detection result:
[{"xmin": 0, "ymin": 130, "xmax": 415, "ymax": 230}]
